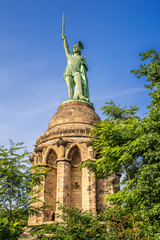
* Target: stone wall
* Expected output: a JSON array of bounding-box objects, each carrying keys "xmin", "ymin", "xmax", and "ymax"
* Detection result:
[
  {"xmin": 28, "ymin": 101, "xmax": 120, "ymax": 225},
  {"xmin": 71, "ymin": 167, "xmax": 82, "ymax": 209}
]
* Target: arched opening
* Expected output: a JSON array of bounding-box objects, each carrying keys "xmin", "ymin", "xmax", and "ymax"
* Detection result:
[
  {"xmin": 44, "ymin": 149, "xmax": 57, "ymax": 222},
  {"xmin": 47, "ymin": 150, "xmax": 57, "ymax": 166},
  {"xmin": 52, "ymin": 213, "xmax": 55, "ymax": 221},
  {"xmin": 70, "ymin": 147, "xmax": 82, "ymax": 210}
]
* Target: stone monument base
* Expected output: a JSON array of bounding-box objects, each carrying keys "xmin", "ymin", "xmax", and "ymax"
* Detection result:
[{"xmin": 28, "ymin": 101, "xmax": 120, "ymax": 226}]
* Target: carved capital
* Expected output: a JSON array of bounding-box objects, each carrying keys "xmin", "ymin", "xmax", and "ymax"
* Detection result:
[
  {"xmin": 86, "ymin": 141, "xmax": 92, "ymax": 147},
  {"xmin": 34, "ymin": 146, "xmax": 43, "ymax": 153},
  {"xmin": 56, "ymin": 138, "xmax": 67, "ymax": 147}
]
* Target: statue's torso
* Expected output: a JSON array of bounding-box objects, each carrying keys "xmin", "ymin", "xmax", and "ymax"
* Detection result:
[{"xmin": 64, "ymin": 54, "xmax": 86, "ymax": 77}]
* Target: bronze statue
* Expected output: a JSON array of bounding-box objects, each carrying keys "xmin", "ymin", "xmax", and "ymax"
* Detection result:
[{"xmin": 62, "ymin": 13, "xmax": 89, "ymax": 101}]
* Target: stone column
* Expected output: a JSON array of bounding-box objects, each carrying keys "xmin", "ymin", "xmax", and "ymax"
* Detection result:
[
  {"xmin": 82, "ymin": 142, "xmax": 96, "ymax": 212},
  {"xmin": 55, "ymin": 159, "xmax": 71, "ymax": 220},
  {"xmin": 82, "ymin": 167, "xmax": 96, "ymax": 212}
]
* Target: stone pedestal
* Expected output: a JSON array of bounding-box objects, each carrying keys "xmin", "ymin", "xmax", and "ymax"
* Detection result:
[{"xmin": 28, "ymin": 100, "xmax": 120, "ymax": 225}]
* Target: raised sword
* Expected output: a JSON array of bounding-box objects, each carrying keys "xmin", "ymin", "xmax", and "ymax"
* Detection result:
[{"xmin": 62, "ymin": 12, "xmax": 65, "ymax": 36}]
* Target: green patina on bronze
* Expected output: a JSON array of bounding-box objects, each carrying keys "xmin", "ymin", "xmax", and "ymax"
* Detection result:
[{"xmin": 62, "ymin": 13, "xmax": 90, "ymax": 102}]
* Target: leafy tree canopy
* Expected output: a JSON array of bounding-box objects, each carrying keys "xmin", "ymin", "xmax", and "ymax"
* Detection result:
[
  {"xmin": 83, "ymin": 49, "xmax": 160, "ymax": 239},
  {"xmin": 0, "ymin": 140, "xmax": 45, "ymax": 239}
]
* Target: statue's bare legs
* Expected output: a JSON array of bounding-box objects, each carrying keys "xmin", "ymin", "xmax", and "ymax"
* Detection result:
[
  {"xmin": 73, "ymin": 74, "xmax": 83, "ymax": 99},
  {"xmin": 66, "ymin": 76, "xmax": 74, "ymax": 99}
]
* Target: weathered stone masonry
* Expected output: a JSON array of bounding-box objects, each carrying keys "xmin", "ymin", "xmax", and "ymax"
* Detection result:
[{"xmin": 28, "ymin": 101, "xmax": 120, "ymax": 225}]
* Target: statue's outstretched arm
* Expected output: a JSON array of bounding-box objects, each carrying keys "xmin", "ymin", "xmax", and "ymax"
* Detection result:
[{"xmin": 62, "ymin": 34, "xmax": 70, "ymax": 56}]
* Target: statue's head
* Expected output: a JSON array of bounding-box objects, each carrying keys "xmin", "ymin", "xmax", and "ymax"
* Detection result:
[{"xmin": 72, "ymin": 41, "xmax": 84, "ymax": 55}]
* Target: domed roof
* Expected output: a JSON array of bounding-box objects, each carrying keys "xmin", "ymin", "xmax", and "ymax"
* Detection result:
[
  {"xmin": 36, "ymin": 101, "xmax": 100, "ymax": 145},
  {"xmin": 48, "ymin": 100, "xmax": 100, "ymax": 130}
]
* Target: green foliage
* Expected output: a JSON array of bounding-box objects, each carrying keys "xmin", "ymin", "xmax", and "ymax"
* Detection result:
[
  {"xmin": 87, "ymin": 101, "xmax": 141, "ymax": 178},
  {"xmin": 31, "ymin": 205, "xmax": 137, "ymax": 240},
  {"xmin": 83, "ymin": 49, "xmax": 160, "ymax": 239},
  {"xmin": 32, "ymin": 206, "xmax": 106, "ymax": 239},
  {"xmin": 130, "ymin": 49, "xmax": 160, "ymax": 239},
  {"xmin": 0, "ymin": 140, "xmax": 45, "ymax": 239}
]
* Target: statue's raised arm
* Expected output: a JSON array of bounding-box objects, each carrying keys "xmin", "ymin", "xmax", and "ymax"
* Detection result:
[
  {"xmin": 61, "ymin": 13, "xmax": 90, "ymax": 102},
  {"xmin": 62, "ymin": 34, "xmax": 70, "ymax": 56}
]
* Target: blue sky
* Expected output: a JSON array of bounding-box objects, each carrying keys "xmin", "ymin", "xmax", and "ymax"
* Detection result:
[{"xmin": 0, "ymin": 0, "xmax": 159, "ymax": 151}]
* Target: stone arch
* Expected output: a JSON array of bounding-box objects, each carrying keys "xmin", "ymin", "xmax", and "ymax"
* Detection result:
[
  {"xmin": 69, "ymin": 145, "xmax": 82, "ymax": 210},
  {"xmin": 66, "ymin": 143, "xmax": 81, "ymax": 160},
  {"xmin": 69, "ymin": 146, "xmax": 82, "ymax": 167},
  {"xmin": 43, "ymin": 146, "xmax": 59, "ymax": 165},
  {"xmin": 43, "ymin": 148, "xmax": 57, "ymax": 222}
]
